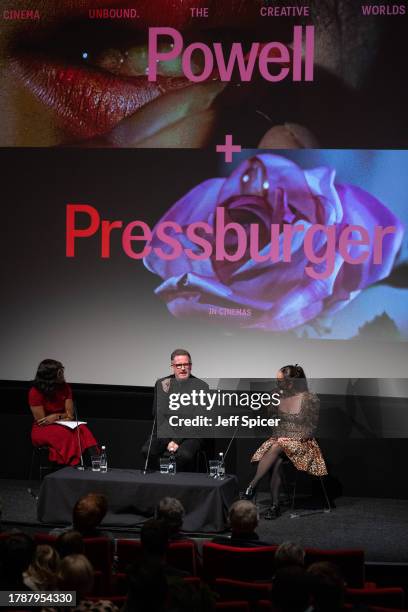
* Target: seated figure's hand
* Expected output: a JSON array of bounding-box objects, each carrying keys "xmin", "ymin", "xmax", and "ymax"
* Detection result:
[{"xmin": 37, "ymin": 414, "xmax": 60, "ymax": 426}]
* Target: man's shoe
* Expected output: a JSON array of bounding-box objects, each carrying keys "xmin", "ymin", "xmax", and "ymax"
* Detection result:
[{"xmin": 263, "ymin": 504, "xmax": 281, "ymax": 520}]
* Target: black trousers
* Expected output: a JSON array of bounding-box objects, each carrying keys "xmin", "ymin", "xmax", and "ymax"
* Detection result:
[{"xmin": 141, "ymin": 437, "xmax": 201, "ymax": 471}]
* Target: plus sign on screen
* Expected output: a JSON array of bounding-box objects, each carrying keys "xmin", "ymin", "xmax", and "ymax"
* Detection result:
[{"xmin": 216, "ymin": 134, "xmax": 242, "ymax": 163}]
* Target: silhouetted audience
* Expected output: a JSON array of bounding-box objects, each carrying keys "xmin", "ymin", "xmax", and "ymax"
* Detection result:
[
  {"xmin": 23, "ymin": 544, "xmax": 60, "ymax": 590},
  {"xmin": 55, "ymin": 530, "xmax": 85, "ymax": 558},
  {"xmin": 0, "ymin": 531, "xmax": 35, "ymax": 591},
  {"xmin": 140, "ymin": 518, "xmax": 190, "ymax": 577},
  {"xmin": 2, "ymin": 494, "xmax": 397, "ymax": 612},
  {"xmin": 274, "ymin": 541, "xmax": 305, "ymax": 571},
  {"xmin": 73, "ymin": 493, "xmax": 108, "ymax": 537},
  {"xmin": 125, "ymin": 556, "xmax": 215, "ymax": 612},
  {"xmin": 212, "ymin": 500, "xmax": 272, "ymax": 547},
  {"xmin": 272, "ymin": 566, "xmax": 311, "ymax": 612},
  {"xmin": 124, "ymin": 559, "xmax": 169, "ymax": 612},
  {"xmin": 51, "ymin": 493, "xmax": 109, "ymax": 538},
  {"xmin": 156, "ymin": 497, "xmax": 186, "ymax": 540},
  {"xmin": 307, "ymin": 561, "xmax": 346, "ymax": 612},
  {"xmin": 58, "ymin": 554, "xmax": 94, "ymax": 599}
]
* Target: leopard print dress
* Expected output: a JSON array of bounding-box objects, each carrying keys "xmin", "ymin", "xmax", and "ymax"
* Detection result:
[{"xmin": 251, "ymin": 392, "xmax": 327, "ymax": 476}]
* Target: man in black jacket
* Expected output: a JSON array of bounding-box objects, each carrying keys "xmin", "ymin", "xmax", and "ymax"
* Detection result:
[{"xmin": 141, "ymin": 348, "xmax": 208, "ymax": 471}]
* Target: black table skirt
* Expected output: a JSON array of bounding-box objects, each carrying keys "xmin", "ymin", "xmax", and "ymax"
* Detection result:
[{"xmin": 37, "ymin": 467, "xmax": 239, "ymax": 532}]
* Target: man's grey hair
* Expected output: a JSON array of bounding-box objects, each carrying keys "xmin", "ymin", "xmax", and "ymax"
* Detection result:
[
  {"xmin": 275, "ymin": 541, "xmax": 305, "ymax": 569},
  {"xmin": 228, "ymin": 500, "xmax": 258, "ymax": 533}
]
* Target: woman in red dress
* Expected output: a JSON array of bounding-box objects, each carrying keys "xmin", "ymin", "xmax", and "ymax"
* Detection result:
[{"xmin": 29, "ymin": 359, "xmax": 98, "ymax": 465}]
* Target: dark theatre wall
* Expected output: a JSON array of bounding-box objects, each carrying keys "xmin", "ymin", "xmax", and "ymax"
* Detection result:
[{"xmin": 1, "ymin": 380, "xmax": 407, "ymax": 500}]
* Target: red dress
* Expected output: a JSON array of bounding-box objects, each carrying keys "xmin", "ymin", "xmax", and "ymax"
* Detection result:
[{"xmin": 29, "ymin": 383, "xmax": 98, "ymax": 465}]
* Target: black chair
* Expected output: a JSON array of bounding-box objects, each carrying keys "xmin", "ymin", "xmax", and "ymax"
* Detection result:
[
  {"xmin": 280, "ymin": 456, "xmax": 332, "ymax": 517},
  {"xmin": 28, "ymin": 446, "xmax": 54, "ymax": 481}
]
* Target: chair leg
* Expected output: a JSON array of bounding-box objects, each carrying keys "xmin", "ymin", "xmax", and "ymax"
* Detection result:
[
  {"xmin": 28, "ymin": 448, "xmax": 36, "ymax": 482},
  {"xmin": 291, "ymin": 472, "xmax": 297, "ymax": 510},
  {"xmin": 319, "ymin": 476, "xmax": 332, "ymax": 512},
  {"xmin": 203, "ymin": 451, "xmax": 209, "ymax": 474},
  {"xmin": 29, "ymin": 447, "xmax": 52, "ymax": 482},
  {"xmin": 279, "ymin": 464, "xmax": 291, "ymax": 505}
]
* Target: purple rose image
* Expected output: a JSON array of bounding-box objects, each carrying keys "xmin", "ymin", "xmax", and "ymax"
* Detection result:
[{"xmin": 144, "ymin": 154, "xmax": 404, "ymax": 331}]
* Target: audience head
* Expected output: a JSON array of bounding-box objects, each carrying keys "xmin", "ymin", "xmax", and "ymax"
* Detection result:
[
  {"xmin": 0, "ymin": 532, "xmax": 35, "ymax": 587},
  {"xmin": 307, "ymin": 561, "xmax": 346, "ymax": 612},
  {"xmin": 55, "ymin": 530, "xmax": 85, "ymax": 559},
  {"xmin": 140, "ymin": 519, "xmax": 169, "ymax": 558},
  {"xmin": 58, "ymin": 554, "xmax": 94, "ymax": 600},
  {"xmin": 277, "ymin": 364, "xmax": 308, "ymax": 395},
  {"xmin": 156, "ymin": 497, "xmax": 185, "ymax": 536},
  {"xmin": 228, "ymin": 500, "xmax": 258, "ymax": 536},
  {"xmin": 272, "ymin": 566, "xmax": 311, "ymax": 612},
  {"xmin": 33, "ymin": 359, "xmax": 65, "ymax": 396},
  {"xmin": 275, "ymin": 541, "xmax": 305, "ymax": 570},
  {"xmin": 72, "ymin": 492, "xmax": 108, "ymax": 536},
  {"xmin": 25, "ymin": 544, "xmax": 60, "ymax": 589},
  {"xmin": 127, "ymin": 559, "xmax": 168, "ymax": 612}
]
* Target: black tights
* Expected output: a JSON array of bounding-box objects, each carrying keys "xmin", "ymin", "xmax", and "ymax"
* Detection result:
[{"xmin": 250, "ymin": 444, "xmax": 283, "ymax": 505}]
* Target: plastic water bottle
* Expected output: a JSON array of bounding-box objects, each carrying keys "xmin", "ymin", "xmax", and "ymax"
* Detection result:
[
  {"xmin": 217, "ymin": 452, "xmax": 225, "ymax": 479},
  {"xmin": 100, "ymin": 446, "xmax": 108, "ymax": 473},
  {"xmin": 168, "ymin": 452, "xmax": 176, "ymax": 475}
]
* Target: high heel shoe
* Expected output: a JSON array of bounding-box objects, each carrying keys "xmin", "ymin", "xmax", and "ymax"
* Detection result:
[
  {"xmin": 242, "ymin": 484, "xmax": 257, "ymax": 501},
  {"xmin": 263, "ymin": 504, "xmax": 281, "ymax": 520}
]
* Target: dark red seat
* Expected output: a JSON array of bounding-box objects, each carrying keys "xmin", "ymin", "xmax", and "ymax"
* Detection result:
[
  {"xmin": 116, "ymin": 538, "xmax": 198, "ymax": 575},
  {"xmin": 202, "ymin": 543, "xmax": 278, "ymax": 581},
  {"xmin": 168, "ymin": 540, "xmax": 198, "ymax": 575},
  {"xmin": 346, "ymin": 587, "xmax": 405, "ymax": 609},
  {"xmin": 214, "ymin": 578, "xmax": 272, "ymax": 601},
  {"xmin": 33, "ymin": 532, "xmax": 57, "ymax": 545},
  {"xmin": 183, "ymin": 576, "xmax": 201, "ymax": 588},
  {"xmin": 369, "ymin": 607, "xmax": 406, "ymax": 612},
  {"xmin": 111, "ymin": 572, "xmax": 129, "ymax": 596},
  {"xmin": 83, "ymin": 537, "xmax": 113, "ymax": 568},
  {"xmin": 215, "ymin": 603, "xmax": 250, "ymax": 611},
  {"xmin": 305, "ymin": 547, "xmax": 365, "ymax": 587},
  {"xmin": 115, "ymin": 539, "xmax": 142, "ymax": 572}
]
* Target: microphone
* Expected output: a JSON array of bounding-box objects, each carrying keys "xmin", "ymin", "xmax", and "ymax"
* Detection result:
[
  {"xmin": 73, "ymin": 401, "xmax": 85, "ymax": 471},
  {"xmin": 142, "ymin": 413, "xmax": 156, "ymax": 475},
  {"xmin": 221, "ymin": 424, "xmax": 240, "ymax": 465}
]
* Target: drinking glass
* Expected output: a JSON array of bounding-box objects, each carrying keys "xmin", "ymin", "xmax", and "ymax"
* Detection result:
[
  {"xmin": 209, "ymin": 460, "xmax": 219, "ymax": 478},
  {"xmin": 91, "ymin": 456, "xmax": 101, "ymax": 472},
  {"xmin": 160, "ymin": 458, "xmax": 170, "ymax": 474}
]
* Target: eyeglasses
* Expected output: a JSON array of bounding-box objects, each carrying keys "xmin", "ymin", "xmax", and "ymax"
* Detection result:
[{"xmin": 171, "ymin": 363, "xmax": 192, "ymax": 370}]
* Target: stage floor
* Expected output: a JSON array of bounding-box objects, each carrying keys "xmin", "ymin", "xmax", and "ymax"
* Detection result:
[{"xmin": 1, "ymin": 478, "xmax": 408, "ymax": 563}]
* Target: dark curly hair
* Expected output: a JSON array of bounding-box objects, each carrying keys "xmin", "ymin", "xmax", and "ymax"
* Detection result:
[
  {"xmin": 33, "ymin": 359, "xmax": 65, "ymax": 397},
  {"xmin": 278, "ymin": 364, "xmax": 309, "ymax": 395}
]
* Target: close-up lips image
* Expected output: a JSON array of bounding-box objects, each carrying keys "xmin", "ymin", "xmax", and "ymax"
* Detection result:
[
  {"xmin": 2, "ymin": 0, "xmax": 266, "ymax": 146},
  {"xmin": 1, "ymin": 0, "xmax": 407, "ymax": 147},
  {"xmin": 11, "ymin": 54, "xmax": 193, "ymax": 141}
]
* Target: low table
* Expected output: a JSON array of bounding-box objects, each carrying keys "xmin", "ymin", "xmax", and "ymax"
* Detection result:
[{"xmin": 37, "ymin": 467, "xmax": 239, "ymax": 533}]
